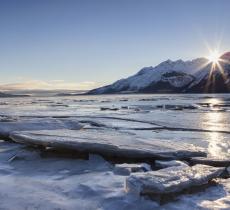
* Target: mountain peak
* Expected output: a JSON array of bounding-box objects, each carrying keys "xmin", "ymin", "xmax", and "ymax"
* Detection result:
[
  {"xmin": 136, "ymin": 66, "xmax": 154, "ymax": 76},
  {"xmin": 221, "ymin": 52, "xmax": 230, "ymax": 60},
  {"xmin": 87, "ymin": 55, "xmax": 230, "ymax": 94}
]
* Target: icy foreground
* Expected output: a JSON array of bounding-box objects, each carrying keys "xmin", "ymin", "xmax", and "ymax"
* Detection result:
[
  {"xmin": 0, "ymin": 140, "xmax": 229, "ymax": 210},
  {"xmin": 0, "ymin": 94, "xmax": 230, "ymax": 209}
]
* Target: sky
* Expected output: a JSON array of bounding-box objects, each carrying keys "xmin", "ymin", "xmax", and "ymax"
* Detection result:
[{"xmin": 0, "ymin": 0, "xmax": 230, "ymax": 90}]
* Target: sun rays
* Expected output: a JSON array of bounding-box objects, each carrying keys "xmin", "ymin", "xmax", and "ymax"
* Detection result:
[
  {"xmin": 207, "ymin": 50, "xmax": 221, "ymax": 64},
  {"xmin": 202, "ymin": 48, "xmax": 230, "ymax": 92}
]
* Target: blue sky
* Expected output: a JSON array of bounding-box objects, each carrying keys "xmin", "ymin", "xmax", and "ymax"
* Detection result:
[{"xmin": 0, "ymin": 0, "xmax": 230, "ymax": 89}]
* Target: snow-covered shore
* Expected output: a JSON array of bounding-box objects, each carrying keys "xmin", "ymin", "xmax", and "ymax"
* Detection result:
[{"xmin": 0, "ymin": 94, "xmax": 230, "ymax": 209}]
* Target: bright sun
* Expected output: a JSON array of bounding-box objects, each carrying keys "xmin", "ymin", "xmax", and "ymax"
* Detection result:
[{"xmin": 208, "ymin": 50, "xmax": 221, "ymax": 64}]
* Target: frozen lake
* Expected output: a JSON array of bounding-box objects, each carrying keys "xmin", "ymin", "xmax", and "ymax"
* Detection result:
[{"xmin": 0, "ymin": 94, "xmax": 230, "ymax": 209}]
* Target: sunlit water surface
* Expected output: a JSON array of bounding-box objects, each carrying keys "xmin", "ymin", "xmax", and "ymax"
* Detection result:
[{"xmin": 1, "ymin": 93, "xmax": 230, "ymax": 158}]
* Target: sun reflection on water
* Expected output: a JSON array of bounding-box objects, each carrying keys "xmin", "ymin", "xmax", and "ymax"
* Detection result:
[
  {"xmin": 204, "ymin": 103, "xmax": 230, "ymax": 158},
  {"xmin": 207, "ymin": 131, "xmax": 228, "ymax": 158},
  {"xmin": 207, "ymin": 98, "xmax": 220, "ymax": 106}
]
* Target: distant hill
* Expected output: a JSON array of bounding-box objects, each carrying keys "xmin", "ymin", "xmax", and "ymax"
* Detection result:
[
  {"xmin": 87, "ymin": 52, "xmax": 230, "ymax": 94},
  {"xmin": 0, "ymin": 92, "xmax": 30, "ymax": 98},
  {"xmin": 0, "ymin": 90, "xmax": 86, "ymax": 97}
]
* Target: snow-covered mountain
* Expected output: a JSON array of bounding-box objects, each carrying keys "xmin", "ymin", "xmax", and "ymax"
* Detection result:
[
  {"xmin": 187, "ymin": 52, "xmax": 230, "ymax": 93},
  {"xmin": 88, "ymin": 52, "xmax": 230, "ymax": 94}
]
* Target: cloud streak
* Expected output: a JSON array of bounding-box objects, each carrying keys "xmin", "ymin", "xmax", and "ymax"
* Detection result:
[{"xmin": 0, "ymin": 80, "xmax": 99, "ymax": 90}]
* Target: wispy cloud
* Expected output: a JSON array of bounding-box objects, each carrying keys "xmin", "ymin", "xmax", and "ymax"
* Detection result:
[{"xmin": 0, "ymin": 80, "xmax": 99, "ymax": 90}]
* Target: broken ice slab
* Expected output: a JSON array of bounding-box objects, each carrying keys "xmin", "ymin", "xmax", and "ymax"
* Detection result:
[
  {"xmin": 76, "ymin": 116, "xmax": 158, "ymax": 130},
  {"xmin": 10, "ymin": 129, "xmax": 206, "ymax": 160},
  {"xmin": 225, "ymin": 167, "xmax": 230, "ymax": 177},
  {"xmin": 155, "ymin": 160, "xmax": 188, "ymax": 169},
  {"xmin": 200, "ymin": 195, "xmax": 230, "ymax": 209},
  {"xmin": 114, "ymin": 163, "xmax": 151, "ymax": 176},
  {"xmin": 125, "ymin": 164, "xmax": 224, "ymax": 201},
  {"xmin": 0, "ymin": 118, "xmax": 83, "ymax": 139},
  {"xmin": 190, "ymin": 157, "xmax": 230, "ymax": 167},
  {"xmin": 100, "ymin": 107, "xmax": 119, "ymax": 111},
  {"xmin": 156, "ymin": 104, "xmax": 198, "ymax": 110}
]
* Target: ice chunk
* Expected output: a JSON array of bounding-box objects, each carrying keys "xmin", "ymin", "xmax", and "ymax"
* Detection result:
[
  {"xmin": 10, "ymin": 129, "xmax": 206, "ymax": 160},
  {"xmin": 155, "ymin": 160, "xmax": 188, "ymax": 169},
  {"xmin": 8, "ymin": 149, "xmax": 40, "ymax": 162},
  {"xmin": 200, "ymin": 195, "xmax": 230, "ymax": 209},
  {"xmin": 100, "ymin": 107, "xmax": 119, "ymax": 111},
  {"xmin": 225, "ymin": 167, "xmax": 230, "ymax": 177},
  {"xmin": 114, "ymin": 163, "xmax": 151, "ymax": 176},
  {"xmin": 125, "ymin": 165, "xmax": 224, "ymax": 196},
  {"xmin": 190, "ymin": 157, "xmax": 230, "ymax": 167},
  {"xmin": 0, "ymin": 118, "xmax": 83, "ymax": 138}
]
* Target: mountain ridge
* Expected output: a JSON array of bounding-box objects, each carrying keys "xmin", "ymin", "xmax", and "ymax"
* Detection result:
[{"xmin": 88, "ymin": 53, "xmax": 230, "ymax": 94}]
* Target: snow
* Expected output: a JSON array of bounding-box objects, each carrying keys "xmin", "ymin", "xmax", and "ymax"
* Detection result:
[
  {"xmin": 161, "ymin": 74, "xmax": 194, "ymax": 88},
  {"xmin": 0, "ymin": 139, "xmax": 229, "ymax": 210},
  {"xmin": 0, "ymin": 141, "xmax": 158, "ymax": 210}
]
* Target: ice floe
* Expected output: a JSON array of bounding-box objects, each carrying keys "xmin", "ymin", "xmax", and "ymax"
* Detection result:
[
  {"xmin": 125, "ymin": 165, "xmax": 224, "ymax": 201},
  {"xmin": 0, "ymin": 118, "xmax": 83, "ymax": 138},
  {"xmin": 10, "ymin": 129, "xmax": 206, "ymax": 160}
]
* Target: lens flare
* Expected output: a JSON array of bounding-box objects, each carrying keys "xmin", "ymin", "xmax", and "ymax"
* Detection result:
[
  {"xmin": 207, "ymin": 50, "xmax": 221, "ymax": 64},
  {"xmin": 203, "ymin": 47, "xmax": 230, "ymax": 92}
]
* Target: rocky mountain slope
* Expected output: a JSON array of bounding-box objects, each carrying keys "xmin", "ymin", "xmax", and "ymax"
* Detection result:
[{"xmin": 88, "ymin": 52, "xmax": 230, "ymax": 94}]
